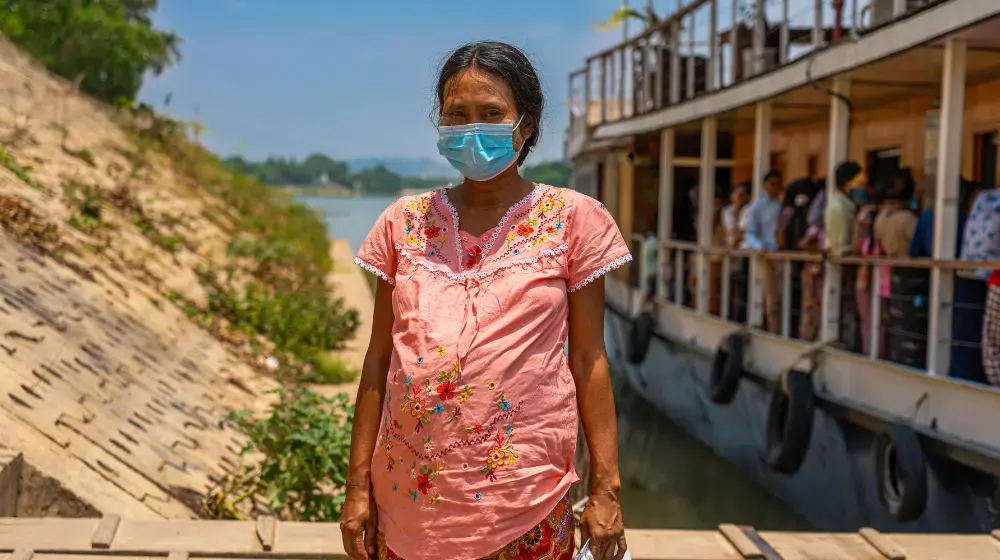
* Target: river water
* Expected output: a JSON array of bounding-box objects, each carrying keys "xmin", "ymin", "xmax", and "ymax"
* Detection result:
[{"xmin": 302, "ymin": 194, "xmax": 812, "ymax": 531}]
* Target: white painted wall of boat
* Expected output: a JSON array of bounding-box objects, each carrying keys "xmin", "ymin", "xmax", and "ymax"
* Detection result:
[{"xmin": 605, "ymin": 276, "xmax": 1000, "ymax": 461}]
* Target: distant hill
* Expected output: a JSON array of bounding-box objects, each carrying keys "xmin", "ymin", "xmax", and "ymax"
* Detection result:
[{"xmin": 348, "ymin": 157, "xmax": 459, "ymax": 179}]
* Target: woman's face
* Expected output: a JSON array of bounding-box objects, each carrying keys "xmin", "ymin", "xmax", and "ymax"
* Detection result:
[
  {"xmin": 730, "ymin": 186, "xmax": 749, "ymax": 207},
  {"xmin": 439, "ymin": 68, "xmax": 533, "ymax": 148}
]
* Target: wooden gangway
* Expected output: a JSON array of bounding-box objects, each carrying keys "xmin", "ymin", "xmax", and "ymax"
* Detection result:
[{"xmin": 3, "ymin": 516, "xmax": 1000, "ymax": 559}]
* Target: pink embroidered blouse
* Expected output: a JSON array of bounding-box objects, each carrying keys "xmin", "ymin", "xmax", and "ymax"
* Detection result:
[{"xmin": 354, "ymin": 184, "xmax": 631, "ymax": 560}]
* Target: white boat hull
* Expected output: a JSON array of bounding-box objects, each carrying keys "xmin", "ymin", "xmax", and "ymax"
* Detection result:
[{"xmin": 604, "ymin": 306, "xmax": 997, "ymax": 532}]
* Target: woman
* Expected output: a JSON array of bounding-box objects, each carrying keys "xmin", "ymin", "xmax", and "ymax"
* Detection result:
[
  {"xmin": 851, "ymin": 177, "xmax": 877, "ymax": 355},
  {"xmin": 797, "ymin": 183, "xmax": 826, "ymax": 341},
  {"xmin": 341, "ymin": 42, "xmax": 629, "ymax": 560}
]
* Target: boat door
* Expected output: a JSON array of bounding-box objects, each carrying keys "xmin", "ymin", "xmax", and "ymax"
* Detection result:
[{"xmin": 868, "ymin": 147, "xmax": 902, "ymax": 191}]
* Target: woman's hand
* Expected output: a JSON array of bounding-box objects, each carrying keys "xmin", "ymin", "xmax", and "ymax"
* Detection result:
[
  {"xmin": 580, "ymin": 489, "xmax": 627, "ymax": 560},
  {"xmin": 340, "ymin": 486, "xmax": 377, "ymax": 560}
]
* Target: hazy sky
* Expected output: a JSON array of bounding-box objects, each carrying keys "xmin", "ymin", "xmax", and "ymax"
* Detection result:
[
  {"xmin": 139, "ymin": 0, "xmax": 625, "ymax": 165},
  {"xmin": 139, "ymin": 0, "xmax": 830, "ymax": 165}
]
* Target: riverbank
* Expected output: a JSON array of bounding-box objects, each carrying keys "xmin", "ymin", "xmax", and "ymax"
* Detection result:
[
  {"xmin": 308, "ymin": 238, "xmax": 374, "ymax": 401},
  {"xmin": 0, "ymin": 35, "xmax": 364, "ymax": 521}
]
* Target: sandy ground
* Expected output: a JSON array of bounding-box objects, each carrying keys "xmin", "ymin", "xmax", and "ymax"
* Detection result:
[{"xmin": 310, "ymin": 239, "xmax": 374, "ymax": 402}]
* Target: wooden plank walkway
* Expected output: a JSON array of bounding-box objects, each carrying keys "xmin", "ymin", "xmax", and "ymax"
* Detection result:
[{"xmin": 3, "ymin": 518, "xmax": 1000, "ymax": 559}]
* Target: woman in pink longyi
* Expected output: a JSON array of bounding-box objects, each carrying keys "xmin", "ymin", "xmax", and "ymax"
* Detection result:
[{"xmin": 340, "ymin": 42, "xmax": 630, "ymax": 560}]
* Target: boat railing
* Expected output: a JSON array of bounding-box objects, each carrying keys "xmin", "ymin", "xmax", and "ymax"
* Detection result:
[
  {"xmin": 567, "ymin": 0, "xmax": 944, "ymax": 142},
  {"xmin": 629, "ymin": 235, "xmax": 992, "ymax": 377}
]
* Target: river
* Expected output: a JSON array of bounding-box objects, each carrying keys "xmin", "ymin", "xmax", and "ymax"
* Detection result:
[{"xmin": 302, "ymin": 194, "xmax": 812, "ymax": 531}]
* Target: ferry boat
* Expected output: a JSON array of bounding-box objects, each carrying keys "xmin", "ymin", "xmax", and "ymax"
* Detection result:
[{"xmin": 566, "ymin": 0, "xmax": 1000, "ymax": 532}]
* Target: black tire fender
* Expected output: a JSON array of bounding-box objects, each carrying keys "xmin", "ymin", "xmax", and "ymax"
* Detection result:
[
  {"xmin": 626, "ymin": 311, "xmax": 655, "ymax": 365},
  {"xmin": 709, "ymin": 333, "xmax": 745, "ymax": 404},
  {"xmin": 875, "ymin": 423, "xmax": 928, "ymax": 523},
  {"xmin": 765, "ymin": 369, "xmax": 815, "ymax": 475}
]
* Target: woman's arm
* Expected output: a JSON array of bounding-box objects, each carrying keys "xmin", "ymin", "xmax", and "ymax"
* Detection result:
[
  {"xmin": 568, "ymin": 277, "xmax": 626, "ymax": 560},
  {"xmin": 341, "ymin": 279, "xmax": 396, "ymax": 560}
]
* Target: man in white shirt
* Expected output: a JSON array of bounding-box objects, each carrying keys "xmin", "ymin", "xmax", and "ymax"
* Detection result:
[{"xmin": 721, "ymin": 182, "xmax": 751, "ymax": 248}]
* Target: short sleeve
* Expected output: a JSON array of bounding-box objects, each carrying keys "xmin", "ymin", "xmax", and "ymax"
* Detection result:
[
  {"xmin": 566, "ymin": 195, "xmax": 632, "ymax": 292},
  {"xmin": 354, "ymin": 201, "xmax": 398, "ymax": 285}
]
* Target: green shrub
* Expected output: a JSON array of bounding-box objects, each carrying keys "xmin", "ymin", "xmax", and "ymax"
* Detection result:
[
  {"xmin": 307, "ymin": 353, "xmax": 360, "ymax": 385},
  {"xmin": 197, "ymin": 268, "xmax": 359, "ymax": 376},
  {"xmin": 213, "ymin": 387, "xmax": 354, "ymax": 521}
]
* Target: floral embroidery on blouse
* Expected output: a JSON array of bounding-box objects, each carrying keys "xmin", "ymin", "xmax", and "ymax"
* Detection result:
[
  {"xmin": 382, "ymin": 439, "xmax": 396, "ymax": 471},
  {"xmin": 401, "ymin": 384, "xmax": 431, "ymax": 431},
  {"xmin": 465, "ymin": 244, "xmax": 484, "ymax": 269},
  {"xmin": 403, "ymin": 195, "xmax": 453, "ymax": 263},
  {"xmin": 409, "ymin": 461, "xmax": 442, "ymax": 505},
  {"xmin": 503, "ymin": 188, "xmax": 567, "ymax": 257},
  {"xmin": 482, "ymin": 431, "xmax": 518, "ymax": 482}
]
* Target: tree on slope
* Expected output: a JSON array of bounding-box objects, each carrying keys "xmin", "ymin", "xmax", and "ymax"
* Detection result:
[{"xmin": 0, "ymin": 0, "xmax": 181, "ymax": 105}]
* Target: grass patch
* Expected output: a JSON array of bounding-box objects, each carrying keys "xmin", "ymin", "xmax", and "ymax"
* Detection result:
[
  {"xmin": 63, "ymin": 146, "xmax": 96, "ymax": 167},
  {"xmin": 63, "ymin": 181, "xmax": 104, "ymax": 235},
  {"xmin": 0, "ymin": 145, "xmax": 42, "ymax": 189}
]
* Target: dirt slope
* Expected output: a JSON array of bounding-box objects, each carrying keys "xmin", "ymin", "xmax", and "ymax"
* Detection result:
[{"xmin": 0, "ymin": 37, "xmax": 292, "ymax": 519}]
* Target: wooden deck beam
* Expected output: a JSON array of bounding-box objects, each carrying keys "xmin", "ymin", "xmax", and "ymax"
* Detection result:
[{"xmin": 3, "ymin": 517, "xmax": 1000, "ymax": 559}]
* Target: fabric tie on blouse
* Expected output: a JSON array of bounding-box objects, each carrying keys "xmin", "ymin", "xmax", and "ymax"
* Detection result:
[{"xmin": 456, "ymin": 273, "xmax": 483, "ymax": 372}]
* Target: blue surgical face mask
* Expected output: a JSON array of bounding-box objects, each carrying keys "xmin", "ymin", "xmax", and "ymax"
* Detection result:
[
  {"xmin": 850, "ymin": 188, "xmax": 868, "ymax": 204},
  {"xmin": 437, "ymin": 118, "xmax": 523, "ymax": 181}
]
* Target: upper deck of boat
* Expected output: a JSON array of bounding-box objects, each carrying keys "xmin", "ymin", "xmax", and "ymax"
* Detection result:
[
  {"xmin": 4, "ymin": 516, "xmax": 1000, "ymax": 559},
  {"xmin": 568, "ymin": 0, "xmax": 1000, "ymax": 155}
]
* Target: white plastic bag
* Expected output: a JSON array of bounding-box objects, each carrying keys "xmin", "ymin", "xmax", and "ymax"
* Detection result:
[{"xmin": 574, "ymin": 540, "xmax": 631, "ymax": 560}]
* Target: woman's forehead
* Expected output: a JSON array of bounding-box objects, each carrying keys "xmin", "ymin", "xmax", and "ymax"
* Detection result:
[{"xmin": 442, "ymin": 68, "xmax": 513, "ymax": 105}]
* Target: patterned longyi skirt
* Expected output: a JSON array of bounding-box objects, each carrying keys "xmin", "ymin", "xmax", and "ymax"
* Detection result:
[{"xmin": 378, "ymin": 493, "xmax": 575, "ymax": 560}]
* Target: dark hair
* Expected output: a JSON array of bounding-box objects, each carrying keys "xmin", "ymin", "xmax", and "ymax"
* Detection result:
[
  {"xmin": 891, "ymin": 167, "xmax": 916, "ymax": 201},
  {"xmin": 436, "ymin": 41, "xmax": 543, "ymax": 165},
  {"xmin": 872, "ymin": 183, "xmax": 889, "ymax": 205},
  {"xmin": 834, "ymin": 161, "xmax": 862, "ymax": 189},
  {"xmin": 732, "ymin": 182, "xmax": 750, "ymax": 194},
  {"xmin": 764, "ymin": 169, "xmax": 782, "ymax": 182}
]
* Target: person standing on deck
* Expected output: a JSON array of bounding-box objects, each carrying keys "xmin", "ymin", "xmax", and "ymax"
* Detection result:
[
  {"xmin": 341, "ymin": 42, "xmax": 629, "ymax": 560},
  {"xmin": 722, "ymin": 182, "xmax": 751, "ymax": 249},
  {"xmin": 742, "ymin": 170, "xmax": 784, "ymax": 333},
  {"xmin": 826, "ymin": 162, "xmax": 863, "ymax": 351},
  {"xmin": 722, "ymin": 183, "xmax": 751, "ymax": 322},
  {"xmin": 872, "ymin": 173, "xmax": 919, "ymax": 360},
  {"xmin": 826, "ymin": 162, "xmax": 862, "ymax": 258},
  {"xmin": 910, "ymin": 177, "xmax": 982, "ymax": 379},
  {"xmin": 778, "ymin": 177, "xmax": 821, "ymax": 336},
  {"xmin": 797, "ymin": 181, "xmax": 827, "ymax": 341},
  {"xmin": 982, "ymin": 269, "xmax": 1000, "ymax": 386},
  {"xmin": 957, "ymin": 180, "xmax": 1000, "ymax": 384}
]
